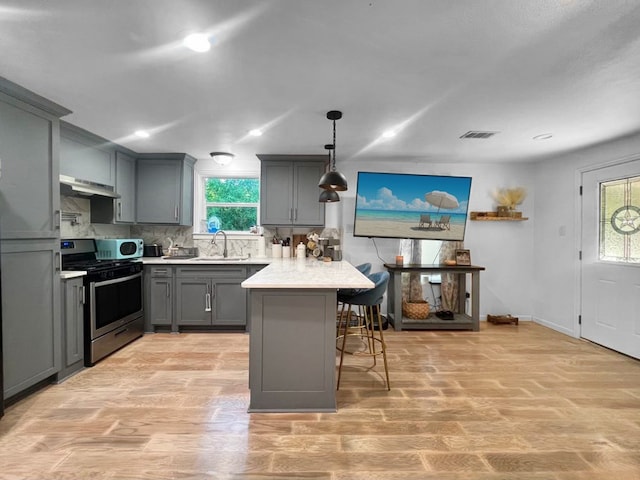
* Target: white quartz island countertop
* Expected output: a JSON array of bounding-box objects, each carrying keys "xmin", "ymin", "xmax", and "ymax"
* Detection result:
[{"xmin": 241, "ymin": 258, "xmax": 374, "ymax": 289}]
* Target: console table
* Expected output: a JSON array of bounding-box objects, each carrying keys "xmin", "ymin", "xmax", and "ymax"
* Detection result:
[{"xmin": 384, "ymin": 264, "xmax": 485, "ymax": 331}]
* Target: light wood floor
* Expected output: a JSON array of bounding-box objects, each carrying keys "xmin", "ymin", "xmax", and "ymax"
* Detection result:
[{"xmin": 1, "ymin": 322, "xmax": 640, "ymax": 479}]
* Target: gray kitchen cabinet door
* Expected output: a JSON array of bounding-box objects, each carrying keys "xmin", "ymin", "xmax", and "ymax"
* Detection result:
[
  {"xmin": 260, "ymin": 161, "xmax": 295, "ymax": 225},
  {"xmin": 59, "ymin": 277, "xmax": 84, "ymax": 380},
  {"xmin": 0, "ymin": 90, "xmax": 64, "ymax": 239},
  {"xmin": 136, "ymin": 154, "xmax": 196, "ymax": 225},
  {"xmin": 293, "ymin": 162, "xmax": 326, "ymax": 226},
  {"xmin": 212, "ymin": 280, "xmax": 247, "ymax": 326},
  {"xmin": 148, "ymin": 277, "xmax": 173, "ymax": 326},
  {"xmin": 176, "ymin": 278, "xmax": 212, "ymax": 325},
  {"xmin": 259, "ymin": 156, "xmax": 326, "ymax": 227},
  {"xmin": 114, "ymin": 151, "xmax": 136, "ymax": 223},
  {"xmin": 60, "ymin": 122, "xmax": 115, "ymax": 187},
  {"xmin": 2, "ymin": 239, "xmax": 61, "ymax": 400}
]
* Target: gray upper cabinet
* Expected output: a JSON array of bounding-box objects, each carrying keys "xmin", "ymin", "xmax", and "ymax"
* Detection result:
[
  {"xmin": 60, "ymin": 122, "xmax": 115, "ymax": 187},
  {"xmin": 0, "ymin": 80, "xmax": 69, "ymax": 239},
  {"xmin": 113, "ymin": 151, "xmax": 136, "ymax": 223},
  {"xmin": 258, "ymin": 155, "xmax": 327, "ymax": 226},
  {"xmin": 136, "ymin": 153, "xmax": 196, "ymax": 225}
]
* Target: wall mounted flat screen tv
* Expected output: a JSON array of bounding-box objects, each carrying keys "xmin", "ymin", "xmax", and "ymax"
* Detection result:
[{"xmin": 353, "ymin": 171, "xmax": 473, "ymax": 241}]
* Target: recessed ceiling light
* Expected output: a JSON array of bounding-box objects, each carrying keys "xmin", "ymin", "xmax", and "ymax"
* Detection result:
[
  {"xmin": 249, "ymin": 129, "xmax": 263, "ymax": 137},
  {"xmin": 183, "ymin": 33, "xmax": 211, "ymax": 52},
  {"xmin": 382, "ymin": 130, "xmax": 397, "ymax": 138},
  {"xmin": 134, "ymin": 130, "xmax": 150, "ymax": 138},
  {"xmin": 533, "ymin": 133, "xmax": 553, "ymax": 140}
]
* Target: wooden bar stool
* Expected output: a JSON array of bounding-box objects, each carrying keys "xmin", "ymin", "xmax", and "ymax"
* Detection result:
[{"xmin": 336, "ymin": 271, "xmax": 390, "ymax": 390}]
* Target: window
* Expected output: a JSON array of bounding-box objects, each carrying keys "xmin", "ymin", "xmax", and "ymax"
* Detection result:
[
  {"xmin": 599, "ymin": 175, "xmax": 640, "ymax": 263},
  {"xmin": 201, "ymin": 177, "xmax": 259, "ymax": 233}
]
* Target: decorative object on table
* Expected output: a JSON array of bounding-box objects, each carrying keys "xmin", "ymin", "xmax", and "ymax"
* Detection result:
[
  {"xmin": 318, "ymin": 110, "xmax": 348, "ymax": 198},
  {"xmin": 487, "ymin": 314, "xmax": 519, "ymax": 325},
  {"xmin": 402, "ymin": 299, "xmax": 430, "ymax": 319},
  {"xmin": 455, "ymin": 249, "xmax": 471, "ymax": 266},
  {"xmin": 492, "ymin": 187, "xmax": 527, "ymax": 217},
  {"xmin": 439, "ymin": 240, "xmax": 463, "ymax": 312}
]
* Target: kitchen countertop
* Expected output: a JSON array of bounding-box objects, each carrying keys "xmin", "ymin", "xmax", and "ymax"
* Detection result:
[
  {"xmin": 60, "ymin": 271, "xmax": 87, "ymax": 279},
  {"xmin": 140, "ymin": 256, "xmax": 273, "ymax": 265},
  {"xmin": 241, "ymin": 258, "xmax": 374, "ymax": 289}
]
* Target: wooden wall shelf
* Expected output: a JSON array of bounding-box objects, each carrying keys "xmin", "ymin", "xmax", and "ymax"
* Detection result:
[{"xmin": 470, "ymin": 211, "xmax": 528, "ymax": 221}]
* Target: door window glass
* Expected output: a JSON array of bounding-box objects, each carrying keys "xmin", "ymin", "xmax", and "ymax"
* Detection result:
[{"xmin": 599, "ymin": 175, "xmax": 640, "ymax": 263}]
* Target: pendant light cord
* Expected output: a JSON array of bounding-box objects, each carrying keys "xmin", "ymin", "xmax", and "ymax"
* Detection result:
[{"xmin": 332, "ymin": 118, "xmax": 337, "ymax": 172}]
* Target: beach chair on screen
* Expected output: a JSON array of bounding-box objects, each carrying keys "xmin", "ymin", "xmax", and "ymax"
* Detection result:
[
  {"xmin": 437, "ymin": 215, "xmax": 451, "ymax": 230},
  {"xmin": 418, "ymin": 214, "xmax": 432, "ymax": 228}
]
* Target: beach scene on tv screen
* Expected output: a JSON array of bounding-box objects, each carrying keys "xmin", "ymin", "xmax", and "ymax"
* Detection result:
[{"xmin": 353, "ymin": 172, "xmax": 472, "ymax": 241}]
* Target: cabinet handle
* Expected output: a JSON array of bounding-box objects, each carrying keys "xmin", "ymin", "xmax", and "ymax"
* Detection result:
[
  {"xmin": 80, "ymin": 285, "xmax": 86, "ymax": 305},
  {"xmin": 117, "ymin": 201, "xmax": 122, "ymax": 219},
  {"xmin": 205, "ymin": 284, "xmax": 211, "ymax": 312},
  {"xmin": 175, "ymin": 205, "xmax": 179, "ymax": 221},
  {"xmin": 289, "ymin": 208, "xmax": 293, "ymax": 221},
  {"xmin": 294, "ymin": 208, "xmax": 297, "ymax": 221},
  {"xmin": 166, "ymin": 283, "xmax": 170, "ymax": 297},
  {"xmin": 54, "ymin": 210, "xmax": 61, "ymax": 229},
  {"xmin": 55, "ymin": 251, "xmax": 61, "ymax": 272}
]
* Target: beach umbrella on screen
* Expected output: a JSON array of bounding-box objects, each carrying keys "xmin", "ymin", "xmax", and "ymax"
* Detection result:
[{"xmin": 425, "ymin": 190, "xmax": 459, "ymax": 212}]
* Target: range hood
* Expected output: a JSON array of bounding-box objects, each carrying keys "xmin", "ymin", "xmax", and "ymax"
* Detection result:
[{"xmin": 60, "ymin": 174, "xmax": 120, "ymax": 199}]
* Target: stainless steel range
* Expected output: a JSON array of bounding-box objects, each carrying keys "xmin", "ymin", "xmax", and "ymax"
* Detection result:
[{"xmin": 61, "ymin": 239, "xmax": 144, "ymax": 366}]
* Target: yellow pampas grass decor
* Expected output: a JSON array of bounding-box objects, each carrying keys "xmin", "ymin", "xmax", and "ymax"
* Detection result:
[{"xmin": 492, "ymin": 187, "xmax": 526, "ymax": 217}]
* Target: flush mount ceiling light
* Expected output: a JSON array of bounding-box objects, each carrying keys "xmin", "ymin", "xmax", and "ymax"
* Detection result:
[
  {"xmin": 183, "ymin": 33, "xmax": 211, "ymax": 52},
  {"xmin": 318, "ymin": 110, "xmax": 348, "ymax": 193},
  {"xmin": 248, "ymin": 129, "xmax": 263, "ymax": 137},
  {"xmin": 210, "ymin": 151, "xmax": 234, "ymax": 166}
]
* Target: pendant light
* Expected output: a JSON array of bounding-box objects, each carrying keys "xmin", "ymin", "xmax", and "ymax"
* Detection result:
[
  {"xmin": 319, "ymin": 143, "xmax": 341, "ymax": 202},
  {"xmin": 318, "ymin": 110, "xmax": 348, "ymax": 192}
]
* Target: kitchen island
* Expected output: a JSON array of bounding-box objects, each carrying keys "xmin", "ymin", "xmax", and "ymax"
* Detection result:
[{"xmin": 241, "ymin": 258, "xmax": 373, "ymax": 413}]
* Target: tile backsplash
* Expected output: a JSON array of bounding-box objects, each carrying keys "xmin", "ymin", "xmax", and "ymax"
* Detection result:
[{"xmin": 60, "ymin": 195, "xmax": 269, "ymax": 257}]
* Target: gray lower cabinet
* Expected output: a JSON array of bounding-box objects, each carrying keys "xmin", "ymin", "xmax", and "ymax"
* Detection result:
[
  {"xmin": 176, "ymin": 266, "xmax": 247, "ymax": 327},
  {"xmin": 136, "ymin": 153, "xmax": 196, "ymax": 225},
  {"xmin": 58, "ymin": 277, "xmax": 85, "ymax": 381},
  {"xmin": 258, "ymin": 155, "xmax": 327, "ymax": 226},
  {"xmin": 144, "ymin": 266, "xmax": 174, "ymax": 331},
  {"xmin": 2, "ymin": 240, "xmax": 61, "ymax": 399},
  {"xmin": 145, "ymin": 264, "xmax": 252, "ymax": 331}
]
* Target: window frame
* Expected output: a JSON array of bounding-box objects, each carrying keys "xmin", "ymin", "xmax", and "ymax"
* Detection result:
[{"xmin": 193, "ymin": 170, "xmax": 260, "ymax": 235}]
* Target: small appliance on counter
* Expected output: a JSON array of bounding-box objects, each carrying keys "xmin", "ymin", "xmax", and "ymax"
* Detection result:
[
  {"xmin": 95, "ymin": 238, "xmax": 143, "ymax": 260},
  {"xmin": 318, "ymin": 237, "xmax": 342, "ymax": 261},
  {"xmin": 143, "ymin": 244, "xmax": 164, "ymax": 257}
]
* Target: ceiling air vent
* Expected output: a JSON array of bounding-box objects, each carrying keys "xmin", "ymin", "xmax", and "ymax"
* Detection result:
[{"xmin": 460, "ymin": 130, "xmax": 499, "ymax": 139}]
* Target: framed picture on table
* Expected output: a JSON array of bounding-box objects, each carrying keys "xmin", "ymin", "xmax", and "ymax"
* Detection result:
[{"xmin": 455, "ymin": 249, "xmax": 471, "ymax": 266}]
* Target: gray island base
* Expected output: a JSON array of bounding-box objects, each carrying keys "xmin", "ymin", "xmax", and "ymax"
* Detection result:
[{"xmin": 242, "ymin": 259, "xmax": 373, "ymax": 413}]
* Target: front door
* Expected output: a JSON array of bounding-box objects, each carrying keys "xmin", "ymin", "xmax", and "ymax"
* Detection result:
[{"xmin": 581, "ymin": 160, "xmax": 640, "ymax": 359}]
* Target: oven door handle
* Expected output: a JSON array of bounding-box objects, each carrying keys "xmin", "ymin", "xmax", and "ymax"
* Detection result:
[
  {"xmin": 205, "ymin": 284, "xmax": 212, "ymax": 312},
  {"xmin": 92, "ymin": 271, "xmax": 143, "ymax": 287}
]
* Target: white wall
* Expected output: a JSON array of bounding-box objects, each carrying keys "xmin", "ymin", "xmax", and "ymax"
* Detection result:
[
  {"xmin": 336, "ymin": 158, "xmax": 537, "ymax": 318},
  {"xmin": 532, "ymin": 133, "xmax": 640, "ymax": 337}
]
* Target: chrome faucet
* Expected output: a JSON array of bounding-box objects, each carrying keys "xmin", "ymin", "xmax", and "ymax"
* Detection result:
[{"xmin": 211, "ymin": 230, "xmax": 228, "ymax": 258}]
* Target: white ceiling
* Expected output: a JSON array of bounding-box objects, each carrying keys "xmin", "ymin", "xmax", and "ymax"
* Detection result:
[{"xmin": 2, "ymin": 0, "xmax": 640, "ymax": 167}]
